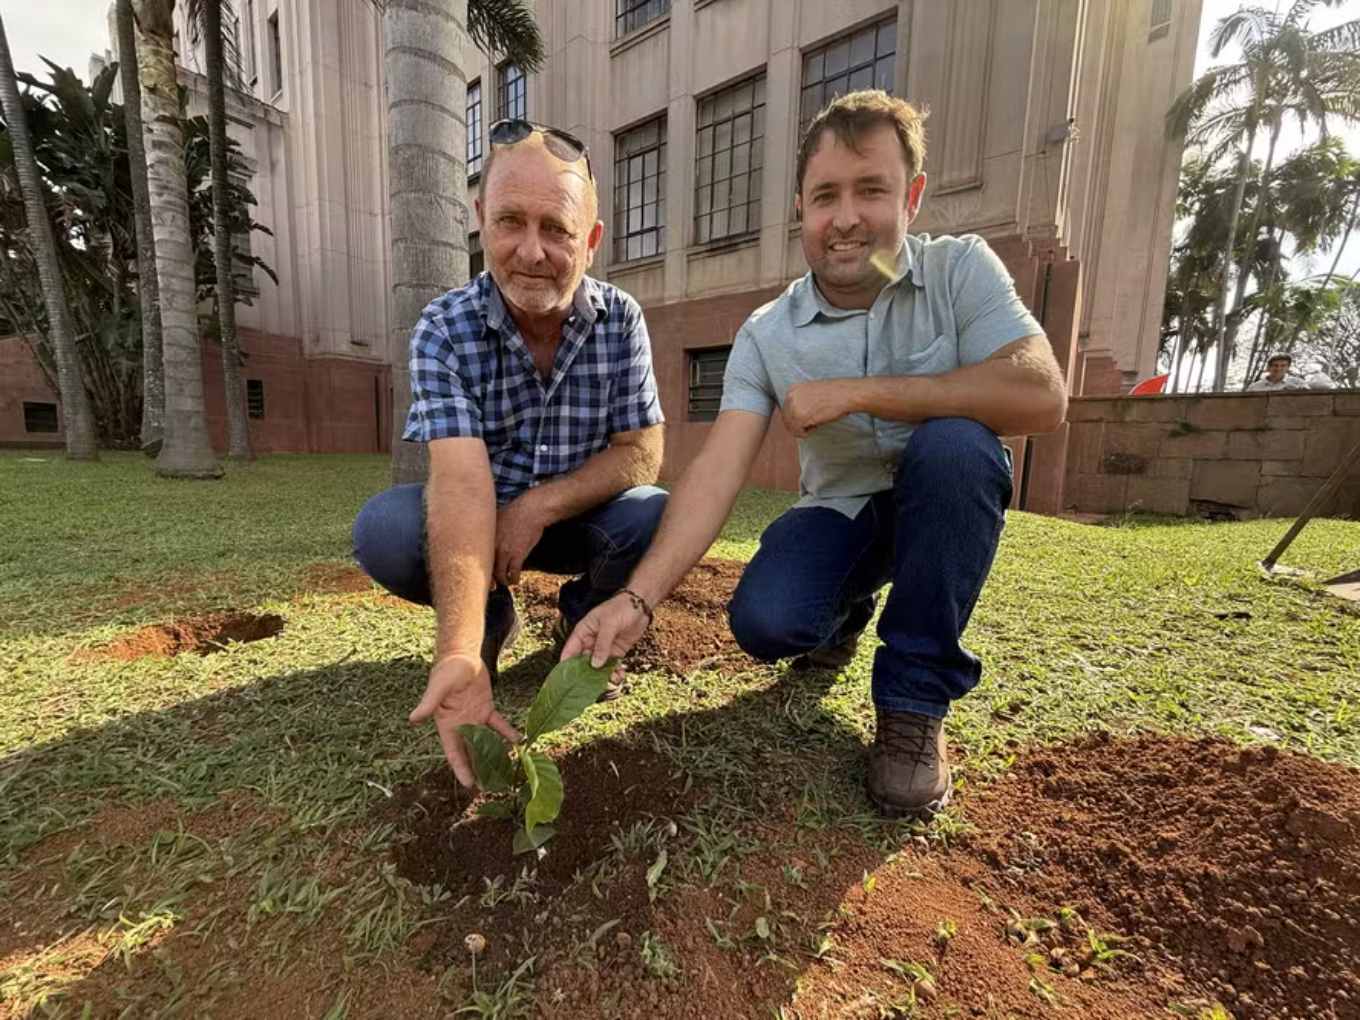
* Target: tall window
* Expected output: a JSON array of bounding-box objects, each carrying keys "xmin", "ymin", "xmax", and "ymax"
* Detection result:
[
  {"xmin": 694, "ymin": 74, "xmax": 765, "ymax": 244},
  {"xmin": 688, "ymin": 348, "xmax": 730, "ymax": 422},
  {"xmin": 246, "ymin": 379, "xmax": 265, "ymax": 419},
  {"xmin": 497, "ymin": 62, "xmax": 526, "ymax": 121},
  {"xmin": 230, "ymin": 173, "xmax": 258, "ymax": 295},
  {"xmin": 613, "ymin": 117, "xmax": 666, "ymax": 262},
  {"xmin": 799, "ymin": 18, "xmax": 896, "ymax": 136},
  {"xmin": 267, "ymin": 11, "xmax": 282, "ymax": 96},
  {"xmin": 467, "ymin": 80, "xmax": 484, "ymax": 176},
  {"xmin": 243, "ymin": 0, "xmax": 257, "ymax": 84},
  {"xmin": 615, "ymin": 0, "xmax": 670, "ymax": 38}
]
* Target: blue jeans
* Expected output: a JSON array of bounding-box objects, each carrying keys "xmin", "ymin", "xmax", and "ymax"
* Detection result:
[
  {"xmin": 351, "ymin": 484, "xmax": 668, "ymax": 625},
  {"xmin": 727, "ymin": 418, "xmax": 1012, "ymax": 719}
]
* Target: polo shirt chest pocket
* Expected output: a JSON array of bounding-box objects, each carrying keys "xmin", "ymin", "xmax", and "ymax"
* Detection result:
[{"xmin": 893, "ymin": 331, "xmax": 957, "ymax": 377}]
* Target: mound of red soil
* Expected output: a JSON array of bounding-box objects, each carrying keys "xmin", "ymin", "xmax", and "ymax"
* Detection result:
[
  {"xmin": 517, "ymin": 558, "xmax": 752, "ymax": 675},
  {"xmin": 962, "ymin": 732, "xmax": 1360, "ymax": 1020},
  {"xmin": 72, "ymin": 612, "xmax": 285, "ymax": 662}
]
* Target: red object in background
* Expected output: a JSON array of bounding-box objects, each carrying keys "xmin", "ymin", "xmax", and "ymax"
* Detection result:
[{"xmin": 1129, "ymin": 374, "xmax": 1169, "ymax": 396}]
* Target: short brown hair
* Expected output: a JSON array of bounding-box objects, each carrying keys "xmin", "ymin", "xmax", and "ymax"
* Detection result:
[{"xmin": 795, "ymin": 90, "xmax": 928, "ymax": 197}]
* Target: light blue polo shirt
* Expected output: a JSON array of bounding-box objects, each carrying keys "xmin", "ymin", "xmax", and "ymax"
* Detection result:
[{"xmin": 720, "ymin": 233, "xmax": 1043, "ymax": 518}]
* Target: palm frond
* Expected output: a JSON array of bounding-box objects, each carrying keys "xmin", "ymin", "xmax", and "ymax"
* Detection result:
[{"xmin": 468, "ymin": 0, "xmax": 545, "ymax": 72}]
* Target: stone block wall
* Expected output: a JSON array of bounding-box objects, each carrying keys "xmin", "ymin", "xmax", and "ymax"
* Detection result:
[{"xmin": 1063, "ymin": 391, "xmax": 1360, "ymax": 519}]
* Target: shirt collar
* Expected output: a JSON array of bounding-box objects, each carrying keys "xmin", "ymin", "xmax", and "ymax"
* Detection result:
[
  {"xmin": 483, "ymin": 273, "xmax": 607, "ymax": 335},
  {"xmin": 790, "ymin": 237, "xmax": 922, "ymax": 327}
]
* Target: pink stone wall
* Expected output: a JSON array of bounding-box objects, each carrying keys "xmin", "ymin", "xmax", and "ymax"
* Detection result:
[{"xmin": 1063, "ymin": 391, "xmax": 1360, "ymax": 519}]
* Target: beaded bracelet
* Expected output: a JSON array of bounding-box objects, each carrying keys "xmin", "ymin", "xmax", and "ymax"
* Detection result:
[{"xmin": 619, "ymin": 587, "xmax": 655, "ymax": 625}]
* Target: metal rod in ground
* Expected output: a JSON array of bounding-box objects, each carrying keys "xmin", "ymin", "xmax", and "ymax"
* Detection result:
[{"xmin": 1261, "ymin": 436, "xmax": 1360, "ymax": 571}]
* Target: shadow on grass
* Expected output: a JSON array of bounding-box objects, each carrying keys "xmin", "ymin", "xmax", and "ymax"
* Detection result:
[{"xmin": 1, "ymin": 640, "xmax": 900, "ymax": 1018}]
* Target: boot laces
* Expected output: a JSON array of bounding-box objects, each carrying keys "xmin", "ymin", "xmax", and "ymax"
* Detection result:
[{"xmin": 878, "ymin": 712, "xmax": 937, "ymax": 767}]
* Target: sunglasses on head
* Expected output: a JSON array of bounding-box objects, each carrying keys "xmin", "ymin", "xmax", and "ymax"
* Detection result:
[{"xmin": 488, "ymin": 119, "xmax": 594, "ymax": 180}]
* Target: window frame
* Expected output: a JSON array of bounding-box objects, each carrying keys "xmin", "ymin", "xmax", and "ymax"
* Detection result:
[
  {"xmin": 612, "ymin": 115, "xmax": 667, "ymax": 264},
  {"xmin": 467, "ymin": 78, "xmax": 484, "ymax": 178},
  {"xmin": 243, "ymin": 0, "xmax": 257, "ymax": 85},
  {"xmin": 497, "ymin": 61, "xmax": 526, "ymax": 122},
  {"xmin": 687, "ymin": 346, "xmax": 731, "ymax": 422},
  {"xmin": 615, "ymin": 0, "xmax": 671, "ymax": 39},
  {"xmin": 22, "ymin": 401, "xmax": 59, "ymax": 434},
  {"xmin": 693, "ymin": 73, "xmax": 766, "ymax": 246},
  {"xmin": 797, "ymin": 16, "xmax": 897, "ymax": 138},
  {"xmin": 267, "ymin": 11, "xmax": 283, "ymax": 98}
]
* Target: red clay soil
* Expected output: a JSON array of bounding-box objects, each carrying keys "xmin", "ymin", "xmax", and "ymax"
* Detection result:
[
  {"xmin": 517, "ymin": 557, "xmax": 751, "ymax": 675},
  {"xmin": 71, "ymin": 612, "xmax": 285, "ymax": 662},
  {"xmin": 374, "ymin": 731, "xmax": 1360, "ymax": 1019},
  {"xmin": 958, "ymin": 732, "xmax": 1360, "ymax": 1020}
]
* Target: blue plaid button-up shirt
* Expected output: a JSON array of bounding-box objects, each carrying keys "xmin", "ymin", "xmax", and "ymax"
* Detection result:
[{"xmin": 403, "ymin": 273, "xmax": 665, "ymax": 505}]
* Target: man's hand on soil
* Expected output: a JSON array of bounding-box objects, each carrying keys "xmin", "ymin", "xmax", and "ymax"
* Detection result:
[
  {"xmin": 562, "ymin": 593, "xmax": 649, "ymax": 669},
  {"xmin": 494, "ymin": 491, "xmax": 549, "ymax": 586},
  {"xmin": 781, "ymin": 379, "xmax": 857, "ymax": 438},
  {"xmin": 409, "ymin": 653, "xmax": 520, "ymax": 787}
]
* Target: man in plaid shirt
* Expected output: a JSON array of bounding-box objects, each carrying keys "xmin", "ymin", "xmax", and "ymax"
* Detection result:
[{"xmin": 353, "ymin": 123, "xmax": 666, "ymax": 787}]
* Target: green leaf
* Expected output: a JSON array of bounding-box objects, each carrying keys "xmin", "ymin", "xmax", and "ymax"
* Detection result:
[
  {"xmin": 512, "ymin": 823, "xmax": 556, "ymax": 855},
  {"xmin": 646, "ymin": 849, "xmax": 668, "ymax": 890},
  {"xmin": 476, "ymin": 798, "xmax": 515, "ymax": 820},
  {"xmin": 455, "ymin": 724, "xmax": 514, "ymax": 793},
  {"xmin": 522, "ymin": 749, "xmax": 564, "ymax": 833},
  {"xmin": 524, "ymin": 655, "xmax": 615, "ymax": 742}
]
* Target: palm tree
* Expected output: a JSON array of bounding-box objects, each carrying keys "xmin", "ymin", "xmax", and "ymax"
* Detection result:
[
  {"xmin": 115, "ymin": 0, "xmax": 166, "ymax": 454},
  {"xmin": 199, "ymin": 0, "xmax": 251, "ymax": 459},
  {"xmin": 381, "ymin": 0, "xmax": 543, "ymax": 484},
  {"xmin": 0, "ymin": 11, "xmax": 99, "ymax": 459},
  {"xmin": 1168, "ymin": 1, "xmax": 1360, "ymax": 391},
  {"xmin": 131, "ymin": 0, "xmax": 222, "ymax": 478}
]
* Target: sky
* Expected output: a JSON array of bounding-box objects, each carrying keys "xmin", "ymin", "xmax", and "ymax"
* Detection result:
[{"xmin": 6, "ymin": 0, "xmax": 1359, "ymax": 282}]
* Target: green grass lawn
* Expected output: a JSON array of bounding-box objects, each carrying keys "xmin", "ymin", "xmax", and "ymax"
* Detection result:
[{"xmin": 1, "ymin": 450, "xmax": 1358, "ymax": 1017}]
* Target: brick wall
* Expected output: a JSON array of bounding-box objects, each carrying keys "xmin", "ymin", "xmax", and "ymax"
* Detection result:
[{"xmin": 1064, "ymin": 391, "xmax": 1360, "ymax": 519}]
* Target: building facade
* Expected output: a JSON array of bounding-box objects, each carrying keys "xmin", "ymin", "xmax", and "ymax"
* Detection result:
[{"xmin": 5, "ymin": 0, "xmax": 1203, "ymax": 513}]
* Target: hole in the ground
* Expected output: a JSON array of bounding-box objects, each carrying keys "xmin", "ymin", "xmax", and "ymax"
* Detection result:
[{"xmin": 74, "ymin": 612, "xmax": 286, "ymax": 662}]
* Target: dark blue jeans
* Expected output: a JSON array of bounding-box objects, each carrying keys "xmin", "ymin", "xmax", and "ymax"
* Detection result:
[
  {"xmin": 727, "ymin": 418, "xmax": 1012, "ymax": 719},
  {"xmin": 351, "ymin": 484, "xmax": 668, "ymax": 625}
]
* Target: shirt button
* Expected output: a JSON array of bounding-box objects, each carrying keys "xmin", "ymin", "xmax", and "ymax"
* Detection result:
[{"xmin": 539, "ymin": 444, "xmax": 548, "ymax": 452}]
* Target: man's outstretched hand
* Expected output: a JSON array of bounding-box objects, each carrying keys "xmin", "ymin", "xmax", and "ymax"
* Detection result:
[
  {"xmin": 410, "ymin": 652, "xmax": 520, "ymax": 787},
  {"xmin": 561, "ymin": 593, "xmax": 650, "ymax": 669}
]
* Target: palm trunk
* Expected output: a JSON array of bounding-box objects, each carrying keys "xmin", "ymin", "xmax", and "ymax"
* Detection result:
[
  {"xmin": 1317, "ymin": 189, "xmax": 1359, "ymax": 294},
  {"xmin": 383, "ymin": 0, "xmax": 470, "ymax": 485},
  {"xmin": 134, "ymin": 0, "xmax": 222, "ymax": 478},
  {"xmin": 1220, "ymin": 119, "xmax": 1282, "ymax": 390},
  {"xmin": 0, "ymin": 14, "xmax": 99, "ymax": 459},
  {"xmin": 1209, "ymin": 123, "xmax": 1258, "ymax": 392},
  {"xmin": 117, "ymin": 0, "xmax": 166, "ymax": 454},
  {"xmin": 205, "ymin": 0, "xmax": 252, "ymax": 459}
]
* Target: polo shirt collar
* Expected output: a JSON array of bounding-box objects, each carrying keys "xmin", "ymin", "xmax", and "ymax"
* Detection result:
[{"xmin": 790, "ymin": 238, "xmax": 922, "ymax": 327}]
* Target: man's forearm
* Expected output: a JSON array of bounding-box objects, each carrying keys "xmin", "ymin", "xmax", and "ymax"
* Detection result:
[
  {"xmin": 426, "ymin": 469, "xmax": 496, "ymax": 659},
  {"xmin": 529, "ymin": 428, "xmax": 663, "ymax": 525},
  {"xmin": 625, "ymin": 440, "xmax": 750, "ymax": 609},
  {"xmin": 843, "ymin": 340, "xmax": 1067, "ymax": 436}
]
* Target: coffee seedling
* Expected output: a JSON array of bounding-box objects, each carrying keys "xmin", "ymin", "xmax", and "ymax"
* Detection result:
[{"xmin": 457, "ymin": 654, "xmax": 616, "ymax": 854}]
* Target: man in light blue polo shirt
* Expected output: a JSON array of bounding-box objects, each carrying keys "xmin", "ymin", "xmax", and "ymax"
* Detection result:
[{"xmin": 563, "ymin": 90, "xmax": 1068, "ymax": 817}]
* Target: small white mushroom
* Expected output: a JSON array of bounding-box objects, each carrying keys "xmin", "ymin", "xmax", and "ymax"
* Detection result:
[{"xmin": 464, "ymin": 933, "xmax": 487, "ymax": 956}]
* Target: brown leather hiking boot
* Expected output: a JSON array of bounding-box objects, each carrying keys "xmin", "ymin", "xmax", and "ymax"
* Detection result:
[
  {"xmin": 865, "ymin": 709, "xmax": 952, "ymax": 818},
  {"xmin": 480, "ymin": 590, "xmax": 522, "ymax": 685}
]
